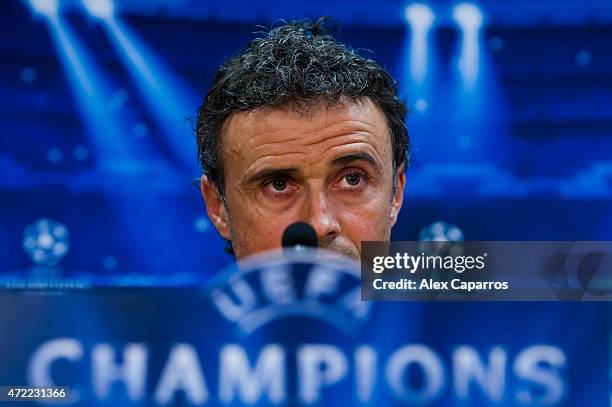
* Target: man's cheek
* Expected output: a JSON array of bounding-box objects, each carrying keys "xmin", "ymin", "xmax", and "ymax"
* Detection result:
[
  {"xmin": 343, "ymin": 200, "xmax": 390, "ymax": 226},
  {"xmin": 341, "ymin": 211, "xmax": 389, "ymax": 243},
  {"xmin": 241, "ymin": 216, "xmax": 287, "ymax": 250}
]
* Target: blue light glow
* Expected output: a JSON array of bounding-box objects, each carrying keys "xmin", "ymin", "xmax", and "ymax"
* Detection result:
[
  {"xmin": 453, "ymin": 3, "xmax": 483, "ymax": 30},
  {"xmin": 404, "ymin": 4, "xmax": 435, "ymax": 86},
  {"xmin": 28, "ymin": 0, "xmax": 58, "ymax": 18},
  {"xmin": 29, "ymin": 7, "xmax": 130, "ymax": 166},
  {"xmin": 83, "ymin": 5, "xmax": 200, "ymax": 173},
  {"xmin": 82, "ymin": 0, "xmax": 114, "ymax": 20},
  {"xmin": 453, "ymin": 3, "xmax": 483, "ymax": 91}
]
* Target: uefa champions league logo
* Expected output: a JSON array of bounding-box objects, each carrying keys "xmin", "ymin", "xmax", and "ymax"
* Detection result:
[
  {"xmin": 418, "ymin": 221, "xmax": 464, "ymax": 242},
  {"xmin": 13, "ymin": 218, "xmax": 88, "ymax": 289},
  {"xmin": 208, "ymin": 248, "xmax": 372, "ymax": 336},
  {"xmin": 22, "ymin": 218, "xmax": 70, "ymax": 268}
]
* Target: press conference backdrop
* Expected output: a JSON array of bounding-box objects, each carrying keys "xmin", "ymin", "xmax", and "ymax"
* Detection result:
[{"xmin": 0, "ymin": 0, "xmax": 611, "ymax": 405}]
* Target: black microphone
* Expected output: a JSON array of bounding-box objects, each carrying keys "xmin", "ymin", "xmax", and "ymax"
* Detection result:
[{"xmin": 281, "ymin": 222, "xmax": 318, "ymax": 251}]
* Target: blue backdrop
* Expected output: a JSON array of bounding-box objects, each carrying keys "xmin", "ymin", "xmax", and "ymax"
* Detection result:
[
  {"xmin": 1, "ymin": 0, "xmax": 611, "ymax": 275},
  {"xmin": 0, "ymin": 1, "xmax": 611, "ymax": 404}
]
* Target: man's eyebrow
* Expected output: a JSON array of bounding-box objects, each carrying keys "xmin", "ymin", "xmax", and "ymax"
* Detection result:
[
  {"xmin": 244, "ymin": 167, "xmax": 301, "ymax": 184},
  {"xmin": 331, "ymin": 152, "xmax": 381, "ymax": 171}
]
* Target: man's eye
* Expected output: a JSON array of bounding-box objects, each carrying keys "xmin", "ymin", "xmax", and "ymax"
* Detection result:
[
  {"xmin": 345, "ymin": 173, "xmax": 362, "ymax": 186},
  {"xmin": 263, "ymin": 178, "xmax": 296, "ymax": 196},
  {"xmin": 271, "ymin": 178, "xmax": 287, "ymax": 191},
  {"xmin": 341, "ymin": 171, "xmax": 366, "ymax": 188}
]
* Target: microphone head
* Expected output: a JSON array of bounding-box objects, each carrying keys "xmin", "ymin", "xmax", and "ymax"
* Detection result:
[{"xmin": 282, "ymin": 222, "xmax": 318, "ymax": 249}]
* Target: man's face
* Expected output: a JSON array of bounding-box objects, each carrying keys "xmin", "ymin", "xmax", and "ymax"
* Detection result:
[{"xmin": 201, "ymin": 97, "xmax": 405, "ymax": 260}]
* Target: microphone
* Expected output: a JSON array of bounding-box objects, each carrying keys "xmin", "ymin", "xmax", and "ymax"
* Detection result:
[{"xmin": 281, "ymin": 222, "xmax": 318, "ymax": 252}]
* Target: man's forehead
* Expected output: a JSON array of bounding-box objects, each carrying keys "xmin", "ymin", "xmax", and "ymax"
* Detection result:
[{"xmin": 220, "ymin": 97, "xmax": 390, "ymax": 159}]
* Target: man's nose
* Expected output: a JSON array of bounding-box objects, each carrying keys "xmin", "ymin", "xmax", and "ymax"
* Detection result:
[{"xmin": 300, "ymin": 189, "xmax": 341, "ymax": 243}]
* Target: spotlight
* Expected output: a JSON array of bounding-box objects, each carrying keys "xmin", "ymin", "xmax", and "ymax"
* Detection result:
[
  {"xmin": 453, "ymin": 3, "xmax": 483, "ymax": 91},
  {"xmin": 452, "ymin": 3, "xmax": 483, "ymax": 32},
  {"xmin": 101, "ymin": 18, "xmax": 200, "ymax": 170},
  {"xmin": 404, "ymin": 4, "xmax": 435, "ymax": 86},
  {"xmin": 28, "ymin": 0, "xmax": 59, "ymax": 18},
  {"xmin": 404, "ymin": 4, "xmax": 434, "ymax": 32},
  {"xmin": 82, "ymin": 0, "xmax": 114, "ymax": 20}
]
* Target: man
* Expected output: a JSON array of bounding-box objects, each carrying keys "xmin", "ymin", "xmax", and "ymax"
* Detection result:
[{"xmin": 197, "ymin": 19, "xmax": 409, "ymax": 260}]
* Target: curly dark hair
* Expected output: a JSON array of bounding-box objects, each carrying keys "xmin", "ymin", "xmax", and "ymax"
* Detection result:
[{"xmin": 196, "ymin": 18, "xmax": 410, "ymax": 199}]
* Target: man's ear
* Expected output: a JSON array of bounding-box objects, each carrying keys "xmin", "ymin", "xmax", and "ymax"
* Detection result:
[
  {"xmin": 390, "ymin": 164, "xmax": 406, "ymax": 227},
  {"xmin": 200, "ymin": 175, "xmax": 231, "ymax": 240}
]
